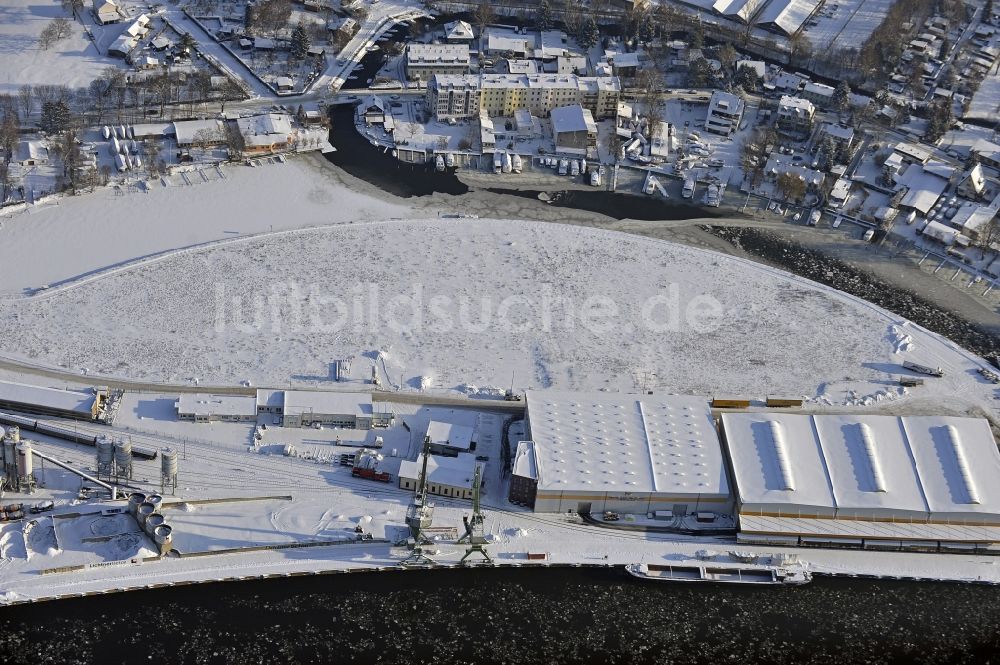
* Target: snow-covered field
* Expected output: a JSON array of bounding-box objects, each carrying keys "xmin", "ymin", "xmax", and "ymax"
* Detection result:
[
  {"xmin": 1, "ymin": 216, "xmax": 997, "ymax": 412},
  {"xmin": 0, "ymin": 0, "xmax": 125, "ymax": 96},
  {"xmin": 0, "ymin": 157, "xmax": 412, "ymax": 294}
]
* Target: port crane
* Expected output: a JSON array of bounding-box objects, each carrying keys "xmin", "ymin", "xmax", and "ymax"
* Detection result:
[
  {"xmin": 401, "ymin": 436, "xmax": 436, "ymax": 565},
  {"xmin": 458, "ymin": 464, "xmax": 492, "ymax": 563}
]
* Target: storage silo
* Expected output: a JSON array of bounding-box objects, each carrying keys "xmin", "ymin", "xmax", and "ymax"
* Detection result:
[
  {"xmin": 160, "ymin": 448, "xmax": 178, "ymax": 494},
  {"xmin": 144, "ymin": 512, "xmax": 165, "ymax": 536},
  {"xmin": 16, "ymin": 442, "xmax": 33, "ymax": 493},
  {"xmin": 145, "ymin": 494, "xmax": 163, "ymax": 513},
  {"xmin": 96, "ymin": 436, "xmax": 115, "ymax": 480},
  {"xmin": 153, "ymin": 524, "xmax": 173, "ymax": 556},
  {"xmin": 114, "ymin": 439, "xmax": 132, "ymax": 481},
  {"xmin": 136, "ymin": 501, "xmax": 156, "ymax": 527},
  {"xmin": 128, "ymin": 492, "xmax": 147, "ymax": 516}
]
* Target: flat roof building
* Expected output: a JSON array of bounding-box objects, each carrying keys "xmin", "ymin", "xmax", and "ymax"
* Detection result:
[
  {"xmin": 0, "ymin": 381, "xmax": 102, "ymax": 421},
  {"xmin": 522, "ymin": 391, "xmax": 732, "ymax": 514},
  {"xmin": 551, "ymin": 104, "xmax": 597, "ymax": 157},
  {"xmin": 425, "ymin": 420, "xmax": 476, "ymax": 456},
  {"xmin": 722, "ymin": 412, "xmax": 1000, "ymax": 549},
  {"xmin": 705, "ymin": 90, "xmax": 745, "ymax": 136},
  {"xmin": 252, "ymin": 390, "xmax": 393, "ymax": 429},
  {"xmin": 176, "ymin": 394, "xmax": 257, "ymax": 423},
  {"xmin": 406, "ymin": 43, "xmax": 470, "ymax": 81}
]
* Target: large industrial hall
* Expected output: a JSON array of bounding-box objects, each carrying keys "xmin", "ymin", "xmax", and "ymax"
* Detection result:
[
  {"xmin": 514, "ymin": 391, "xmax": 732, "ymax": 515},
  {"xmin": 722, "ymin": 412, "xmax": 1000, "ymax": 552}
]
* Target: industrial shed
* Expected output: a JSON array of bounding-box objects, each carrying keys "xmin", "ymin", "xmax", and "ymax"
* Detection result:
[
  {"xmin": 522, "ymin": 391, "xmax": 732, "ymax": 514},
  {"xmin": 0, "ymin": 381, "xmax": 103, "ymax": 421},
  {"xmin": 399, "ymin": 453, "xmax": 480, "ymax": 499},
  {"xmin": 722, "ymin": 412, "xmax": 1000, "ymax": 550},
  {"xmin": 175, "ymin": 394, "xmax": 257, "ymax": 423}
]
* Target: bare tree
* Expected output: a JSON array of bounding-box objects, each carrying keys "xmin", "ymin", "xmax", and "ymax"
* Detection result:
[
  {"xmin": 473, "ymin": 0, "xmax": 495, "ymax": 35},
  {"xmin": 38, "ymin": 18, "xmax": 74, "ymax": 49},
  {"xmin": 17, "ymin": 85, "xmax": 33, "ymax": 121},
  {"xmin": 976, "ymin": 216, "xmax": 1000, "ymax": 259}
]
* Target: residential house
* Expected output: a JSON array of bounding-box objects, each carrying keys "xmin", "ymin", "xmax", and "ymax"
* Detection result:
[
  {"xmin": 775, "ymin": 95, "xmax": 815, "ymax": 135},
  {"xmin": 92, "ymin": 0, "xmax": 121, "ymax": 24},
  {"xmin": 958, "ymin": 163, "xmax": 986, "ymax": 200}
]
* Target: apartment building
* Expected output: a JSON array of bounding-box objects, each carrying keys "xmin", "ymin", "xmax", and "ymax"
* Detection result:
[
  {"xmin": 426, "ymin": 74, "xmax": 621, "ymax": 122},
  {"xmin": 704, "ymin": 90, "xmax": 745, "ymax": 136}
]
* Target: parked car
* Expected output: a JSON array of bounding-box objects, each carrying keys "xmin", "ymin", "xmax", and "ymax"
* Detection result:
[{"xmin": 862, "ymin": 229, "xmax": 875, "ymax": 242}]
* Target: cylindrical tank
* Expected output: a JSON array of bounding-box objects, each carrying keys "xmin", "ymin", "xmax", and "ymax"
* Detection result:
[
  {"xmin": 146, "ymin": 494, "xmax": 163, "ymax": 510},
  {"xmin": 161, "ymin": 448, "xmax": 177, "ymax": 478},
  {"xmin": 114, "ymin": 439, "xmax": 132, "ymax": 474},
  {"xmin": 16, "ymin": 442, "xmax": 32, "ymax": 478},
  {"xmin": 144, "ymin": 512, "xmax": 165, "ymax": 536},
  {"xmin": 127, "ymin": 492, "xmax": 147, "ymax": 516},
  {"xmin": 97, "ymin": 436, "xmax": 114, "ymax": 471},
  {"xmin": 136, "ymin": 502, "xmax": 156, "ymax": 527},
  {"xmin": 153, "ymin": 524, "xmax": 173, "ymax": 556},
  {"xmin": 3, "ymin": 437, "xmax": 16, "ymax": 471}
]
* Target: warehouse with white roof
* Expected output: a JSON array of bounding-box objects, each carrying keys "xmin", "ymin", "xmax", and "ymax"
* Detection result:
[
  {"xmin": 519, "ymin": 391, "xmax": 732, "ymax": 514},
  {"xmin": 722, "ymin": 412, "xmax": 1000, "ymax": 551}
]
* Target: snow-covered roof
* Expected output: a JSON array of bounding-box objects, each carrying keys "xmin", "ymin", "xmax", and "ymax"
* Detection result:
[
  {"xmin": 283, "ymin": 391, "xmax": 373, "ymax": 418},
  {"xmin": 922, "ymin": 219, "xmax": 962, "ymax": 244},
  {"xmin": 176, "ymin": 394, "xmax": 256, "ymax": 418},
  {"xmin": 426, "ymin": 420, "xmax": 475, "ymax": 451},
  {"xmin": 506, "ymin": 59, "xmax": 539, "ymax": 74},
  {"xmin": 398, "ymin": 452, "xmax": 479, "ymax": 488},
  {"xmin": 256, "ymin": 389, "xmax": 283, "ymax": 410},
  {"xmin": 0, "ymin": 380, "xmax": 96, "ymax": 416},
  {"xmin": 610, "ymin": 52, "xmax": 640, "ymax": 68},
  {"xmin": 829, "ymin": 177, "xmax": 851, "ymax": 202},
  {"xmin": 482, "ymin": 27, "xmax": 533, "ymax": 55},
  {"xmin": 894, "ymin": 142, "xmax": 932, "ymax": 163},
  {"xmin": 755, "ymin": 0, "xmax": 823, "ymax": 35},
  {"xmin": 525, "ymin": 391, "xmax": 729, "ymax": 498},
  {"xmin": 715, "ymin": 0, "xmax": 767, "ymax": 21},
  {"xmin": 512, "ymin": 440, "xmax": 537, "ymax": 480},
  {"xmin": 172, "ymin": 119, "xmax": 223, "ymax": 145},
  {"xmin": 898, "ymin": 165, "xmax": 948, "ymax": 214},
  {"xmin": 407, "ymin": 43, "xmax": 470, "ymax": 66},
  {"xmin": 17, "ymin": 140, "xmax": 47, "ymax": 162},
  {"xmin": 778, "ymin": 95, "xmax": 814, "ymax": 114},
  {"xmin": 550, "ymin": 104, "xmax": 596, "ymax": 134},
  {"xmin": 822, "ymin": 123, "xmax": 854, "ymax": 142},
  {"xmin": 444, "ymin": 20, "xmax": 474, "ymax": 41},
  {"xmin": 237, "ymin": 113, "xmax": 292, "ymax": 139},
  {"xmin": 131, "ymin": 122, "xmax": 173, "ymax": 138},
  {"xmin": 723, "ymin": 412, "xmax": 1000, "ymax": 521}
]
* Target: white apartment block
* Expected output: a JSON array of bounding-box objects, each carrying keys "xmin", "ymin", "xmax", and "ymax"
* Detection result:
[
  {"xmin": 405, "ymin": 44, "xmax": 471, "ymax": 81},
  {"xmin": 426, "ymin": 74, "xmax": 621, "ymax": 122},
  {"xmin": 704, "ymin": 90, "xmax": 745, "ymax": 136}
]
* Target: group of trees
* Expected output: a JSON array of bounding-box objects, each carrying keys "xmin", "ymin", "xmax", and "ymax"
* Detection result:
[
  {"xmin": 246, "ymin": 0, "xmax": 293, "ymax": 38},
  {"xmin": 923, "ymin": 99, "xmax": 954, "ymax": 143},
  {"xmin": 38, "ymin": 17, "xmax": 74, "ymax": 50}
]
